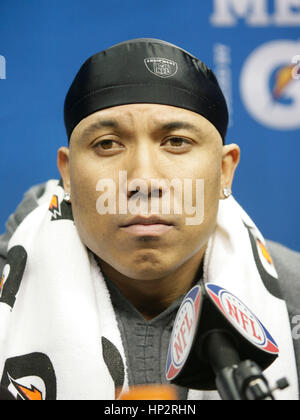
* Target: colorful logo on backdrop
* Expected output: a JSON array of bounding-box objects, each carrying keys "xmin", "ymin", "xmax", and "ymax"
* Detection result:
[
  {"xmin": 240, "ymin": 40, "xmax": 300, "ymax": 130},
  {"xmin": 205, "ymin": 283, "xmax": 279, "ymax": 354},
  {"xmin": 166, "ymin": 286, "xmax": 202, "ymax": 380}
]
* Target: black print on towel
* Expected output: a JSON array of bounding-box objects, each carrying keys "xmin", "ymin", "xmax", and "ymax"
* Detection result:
[
  {"xmin": 1, "ymin": 353, "xmax": 57, "ymax": 400},
  {"xmin": 101, "ymin": 337, "xmax": 125, "ymax": 395},
  {"xmin": 243, "ymin": 221, "xmax": 283, "ymax": 300},
  {"xmin": 0, "ymin": 245, "xmax": 27, "ymax": 309},
  {"xmin": 48, "ymin": 194, "xmax": 73, "ymax": 222}
]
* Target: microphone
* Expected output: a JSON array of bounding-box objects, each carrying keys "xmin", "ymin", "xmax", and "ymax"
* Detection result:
[{"xmin": 166, "ymin": 283, "xmax": 288, "ymax": 400}]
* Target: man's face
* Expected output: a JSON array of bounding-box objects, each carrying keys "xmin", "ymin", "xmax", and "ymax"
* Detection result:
[{"xmin": 60, "ymin": 104, "xmax": 232, "ymax": 281}]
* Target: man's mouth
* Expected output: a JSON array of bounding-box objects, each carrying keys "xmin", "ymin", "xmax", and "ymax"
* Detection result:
[{"xmin": 119, "ymin": 215, "xmax": 174, "ymax": 236}]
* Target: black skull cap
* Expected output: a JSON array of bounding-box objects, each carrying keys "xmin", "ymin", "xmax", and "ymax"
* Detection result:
[{"xmin": 64, "ymin": 38, "xmax": 228, "ymax": 143}]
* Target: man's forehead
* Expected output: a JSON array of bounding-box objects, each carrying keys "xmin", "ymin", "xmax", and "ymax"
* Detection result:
[{"xmin": 72, "ymin": 103, "xmax": 217, "ymax": 139}]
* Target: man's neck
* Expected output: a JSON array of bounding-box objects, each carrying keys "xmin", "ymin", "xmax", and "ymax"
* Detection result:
[{"xmin": 97, "ymin": 247, "xmax": 206, "ymax": 320}]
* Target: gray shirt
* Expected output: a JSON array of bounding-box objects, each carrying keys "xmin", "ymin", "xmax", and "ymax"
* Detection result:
[{"xmin": 104, "ymin": 274, "xmax": 190, "ymax": 399}]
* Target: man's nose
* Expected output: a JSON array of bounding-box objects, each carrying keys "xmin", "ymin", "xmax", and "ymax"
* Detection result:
[
  {"xmin": 125, "ymin": 142, "xmax": 166, "ymax": 200},
  {"xmin": 127, "ymin": 184, "xmax": 163, "ymax": 200}
]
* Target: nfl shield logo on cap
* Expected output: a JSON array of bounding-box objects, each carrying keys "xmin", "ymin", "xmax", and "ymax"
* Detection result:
[{"xmin": 144, "ymin": 57, "xmax": 178, "ymax": 78}]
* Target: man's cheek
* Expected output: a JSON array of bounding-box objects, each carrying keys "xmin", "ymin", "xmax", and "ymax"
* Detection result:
[{"xmin": 71, "ymin": 179, "xmax": 98, "ymax": 211}]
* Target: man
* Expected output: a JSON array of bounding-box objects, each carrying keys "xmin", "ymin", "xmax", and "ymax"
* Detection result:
[{"xmin": 0, "ymin": 39, "xmax": 299, "ymax": 400}]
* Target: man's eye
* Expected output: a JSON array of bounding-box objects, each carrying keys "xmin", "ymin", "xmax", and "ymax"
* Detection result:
[
  {"xmin": 94, "ymin": 140, "xmax": 123, "ymax": 150},
  {"xmin": 163, "ymin": 137, "xmax": 193, "ymax": 148}
]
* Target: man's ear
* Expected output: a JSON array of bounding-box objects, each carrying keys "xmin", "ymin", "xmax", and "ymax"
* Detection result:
[
  {"xmin": 57, "ymin": 147, "xmax": 71, "ymax": 194},
  {"xmin": 220, "ymin": 144, "xmax": 241, "ymax": 199}
]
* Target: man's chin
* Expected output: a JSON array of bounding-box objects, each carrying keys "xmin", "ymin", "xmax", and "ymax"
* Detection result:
[{"xmin": 99, "ymin": 257, "xmax": 175, "ymax": 282}]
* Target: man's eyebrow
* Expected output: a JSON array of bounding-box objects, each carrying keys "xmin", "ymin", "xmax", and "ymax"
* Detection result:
[
  {"xmin": 80, "ymin": 119, "xmax": 120, "ymax": 138},
  {"xmin": 78, "ymin": 119, "xmax": 205, "ymax": 140},
  {"xmin": 159, "ymin": 121, "xmax": 204, "ymax": 135}
]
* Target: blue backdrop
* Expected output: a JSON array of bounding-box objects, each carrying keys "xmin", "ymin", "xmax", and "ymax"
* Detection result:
[{"xmin": 0, "ymin": 0, "xmax": 299, "ymax": 251}]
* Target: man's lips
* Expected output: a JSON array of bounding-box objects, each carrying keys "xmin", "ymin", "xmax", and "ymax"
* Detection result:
[
  {"xmin": 120, "ymin": 215, "xmax": 174, "ymax": 227},
  {"xmin": 119, "ymin": 216, "xmax": 174, "ymax": 236}
]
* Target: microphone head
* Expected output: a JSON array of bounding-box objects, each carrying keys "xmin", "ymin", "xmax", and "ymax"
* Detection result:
[
  {"xmin": 204, "ymin": 284, "xmax": 279, "ymax": 355},
  {"xmin": 166, "ymin": 284, "xmax": 279, "ymax": 390}
]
